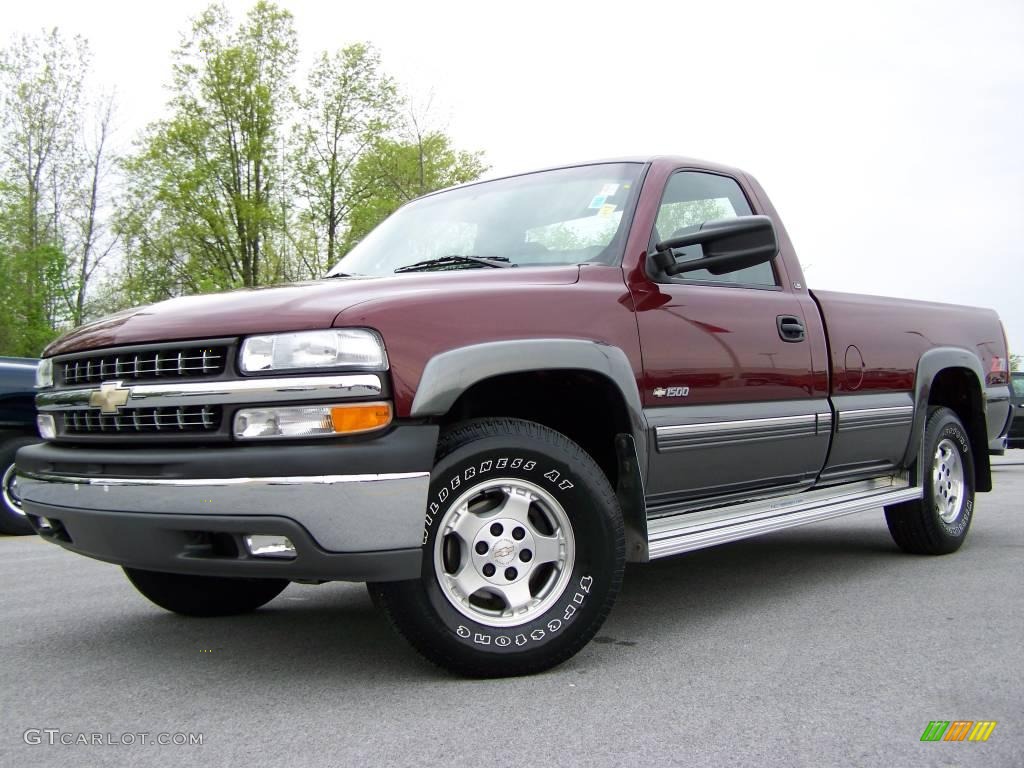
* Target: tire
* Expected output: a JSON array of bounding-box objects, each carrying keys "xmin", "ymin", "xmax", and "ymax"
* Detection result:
[
  {"xmin": 0, "ymin": 435, "xmax": 39, "ymax": 535},
  {"xmin": 123, "ymin": 568, "xmax": 289, "ymax": 617},
  {"xmin": 885, "ymin": 407, "xmax": 975, "ymax": 555},
  {"xmin": 369, "ymin": 418, "xmax": 625, "ymax": 678}
]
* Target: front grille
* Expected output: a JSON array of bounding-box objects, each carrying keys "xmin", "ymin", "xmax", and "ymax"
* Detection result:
[
  {"xmin": 61, "ymin": 346, "xmax": 228, "ymax": 386},
  {"xmin": 61, "ymin": 406, "xmax": 222, "ymax": 434}
]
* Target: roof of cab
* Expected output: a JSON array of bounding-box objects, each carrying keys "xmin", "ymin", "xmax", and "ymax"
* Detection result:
[{"xmin": 415, "ymin": 154, "xmax": 749, "ymax": 202}]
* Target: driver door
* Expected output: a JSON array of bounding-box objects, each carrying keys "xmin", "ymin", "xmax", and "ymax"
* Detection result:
[{"xmin": 636, "ymin": 170, "xmax": 830, "ymax": 513}]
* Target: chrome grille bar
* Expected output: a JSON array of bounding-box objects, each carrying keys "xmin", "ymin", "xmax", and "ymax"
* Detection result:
[
  {"xmin": 61, "ymin": 346, "xmax": 228, "ymax": 385},
  {"xmin": 61, "ymin": 405, "xmax": 224, "ymax": 434},
  {"xmin": 38, "ymin": 374, "xmax": 383, "ymax": 412}
]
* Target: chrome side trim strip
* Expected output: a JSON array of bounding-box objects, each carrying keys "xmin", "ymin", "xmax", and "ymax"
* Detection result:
[
  {"xmin": 657, "ymin": 414, "xmax": 818, "ymax": 437},
  {"xmin": 647, "ymin": 476, "xmax": 920, "ymax": 559},
  {"xmin": 839, "ymin": 406, "xmax": 914, "ymax": 417},
  {"xmin": 37, "ymin": 374, "xmax": 383, "ymax": 411},
  {"xmin": 816, "ymin": 412, "xmax": 833, "ymax": 433},
  {"xmin": 655, "ymin": 413, "xmax": 821, "ymax": 451},
  {"xmin": 837, "ymin": 405, "xmax": 914, "ymax": 432}
]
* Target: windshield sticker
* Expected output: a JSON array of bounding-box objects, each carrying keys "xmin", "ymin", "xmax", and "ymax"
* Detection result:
[
  {"xmin": 597, "ymin": 203, "xmax": 617, "ymax": 217},
  {"xmin": 599, "ymin": 183, "xmax": 619, "ymax": 197},
  {"xmin": 588, "ymin": 194, "xmax": 607, "ymax": 209}
]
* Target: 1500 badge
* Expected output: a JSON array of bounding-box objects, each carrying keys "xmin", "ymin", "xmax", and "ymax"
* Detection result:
[{"xmin": 653, "ymin": 386, "xmax": 690, "ymax": 398}]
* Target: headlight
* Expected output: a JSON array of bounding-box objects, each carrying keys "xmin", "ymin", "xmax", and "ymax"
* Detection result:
[
  {"xmin": 36, "ymin": 358, "xmax": 53, "ymax": 388},
  {"xmin": 239, "ymin": 330, "xmax": 387, "ymax": 373}
]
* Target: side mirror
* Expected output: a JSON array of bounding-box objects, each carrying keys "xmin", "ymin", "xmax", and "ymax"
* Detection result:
[{"xmin": 651, "ymin": 215, "xmax": 778, "ymax": 276}]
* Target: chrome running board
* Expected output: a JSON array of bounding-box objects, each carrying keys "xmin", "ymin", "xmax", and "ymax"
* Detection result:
[{"xmin": 646, "ymin": 476, "xmax": 921, "ymax": 559}]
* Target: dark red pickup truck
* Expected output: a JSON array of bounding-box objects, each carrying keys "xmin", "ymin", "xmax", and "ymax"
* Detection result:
[{"xmin": 17, "ymin": 156, "xmax": 1012, "ymax": 677}]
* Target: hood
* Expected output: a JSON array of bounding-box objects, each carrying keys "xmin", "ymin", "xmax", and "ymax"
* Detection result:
[{"xmin": 43, "ymin": 266, "xmax": 582, "ymax": 356}]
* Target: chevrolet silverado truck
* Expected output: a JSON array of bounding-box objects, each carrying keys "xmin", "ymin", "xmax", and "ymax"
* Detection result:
[
  {"xmin": 1, "ymin": 357, "xmax": 40, "ymax": 534},
  {"xmin": 16, "ymin": 156, "xmax": 1012, "ymax": 677}
]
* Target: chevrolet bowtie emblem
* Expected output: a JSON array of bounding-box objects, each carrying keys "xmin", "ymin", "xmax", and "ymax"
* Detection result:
[{"xmin": 89, "ymin": 381, "xmax": 131, "ymax": 414}]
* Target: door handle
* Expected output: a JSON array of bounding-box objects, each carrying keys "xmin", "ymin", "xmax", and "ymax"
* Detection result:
[{"xmin": 777, "ymin": 315, "xmax": 806, "ymax": 342}]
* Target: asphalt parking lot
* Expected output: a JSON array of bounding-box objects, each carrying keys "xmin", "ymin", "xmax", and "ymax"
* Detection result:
[{"xmin": 2, "ymin": 459, "xmax": 1021, "ymax": 767}]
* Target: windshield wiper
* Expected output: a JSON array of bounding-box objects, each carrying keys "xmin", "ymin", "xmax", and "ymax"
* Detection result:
[
  {"xmin": 324, "ymin": 271, "xmax": 359, "ymax": 278},
  {"xmin": 394, "ymin": 255, "xmax": 514, "ymax": 273}
]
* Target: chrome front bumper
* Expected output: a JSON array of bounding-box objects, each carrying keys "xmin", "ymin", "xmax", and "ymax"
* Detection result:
[
  {"xmin": 15, "ymin": 426, "xmax": 438, "ymax": 581},
  {"xmin": 18, "ymin": 470, "xmax": 429, "ymax": 552}
]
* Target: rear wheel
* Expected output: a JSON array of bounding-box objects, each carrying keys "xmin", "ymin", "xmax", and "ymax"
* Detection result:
[
  {"xmin": 0, "ymin": 435, "xmax": 38, "ymax": 535},
  {"xmin": 123, "ymin": 568, "xmax": 289, "ymax": 617},
  {"xmin": 885, "ymin": 407, "xmax": 975, "ymax": 555},
  {"xmin": 370, "ymin": 418, "xmax": 625, "ymax": 677}
]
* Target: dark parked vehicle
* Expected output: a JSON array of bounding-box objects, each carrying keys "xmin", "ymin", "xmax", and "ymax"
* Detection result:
[
  {"xmin": 1007, "ymin": 372, "xmax": 1024, "ymax": 448},
  {"xmin": 16, "ymin": 156, "xmax": 1013, "ymax": 676},
  {"xmin": 0, "ymin": 357, "xmax": 39, "ymax": 534}
]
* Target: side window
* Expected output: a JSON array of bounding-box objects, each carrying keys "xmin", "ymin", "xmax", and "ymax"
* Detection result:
[{"xmin": 653, "ymin": 171, "xmax": 777, "ymax": 287}]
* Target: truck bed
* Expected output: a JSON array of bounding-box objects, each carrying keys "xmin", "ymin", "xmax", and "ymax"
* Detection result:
[{"xmin": 811, "ymin": 289, "xmax": 1008, "ymax": 396}]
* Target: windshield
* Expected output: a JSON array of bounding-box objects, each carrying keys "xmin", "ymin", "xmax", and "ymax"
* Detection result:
[{"xmin": 327, "ymin": 163, "xmax": 643, "ymax": 277}]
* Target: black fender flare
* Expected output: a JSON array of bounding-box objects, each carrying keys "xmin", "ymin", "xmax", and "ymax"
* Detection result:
[{"xmin": 904, "ymin": 347, "xmax": 991, "ymax": 490}]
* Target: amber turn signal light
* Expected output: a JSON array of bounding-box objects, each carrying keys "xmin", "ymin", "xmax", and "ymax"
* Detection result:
[{"xmin": 329, "ymin": 402, "xmax": 393, "ymax": 435}]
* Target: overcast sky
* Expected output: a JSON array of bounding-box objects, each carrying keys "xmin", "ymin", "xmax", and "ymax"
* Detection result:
[{"xmin": 5, "ymin": 0, "xmax": 1023, "ymax": 350}]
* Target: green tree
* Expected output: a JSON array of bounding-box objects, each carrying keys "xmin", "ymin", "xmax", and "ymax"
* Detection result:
[
  {"xmin": 100, "ymin": 3, "xmax": 486, "ymax": 309},
  {"xmin": 67, "ymin": 93, "xmax": 118, "ymax": 325},
  {"xmin": 0, "ymin": 28, "xmax": 90, "ymax": 355},
  {"xmin": 0, "ymin": 183, "xmax": 69, "ymax": 354},
  {"xmin": 118, "ymin": 1, "xmax": 297, "ymax": 298},
  {"xmin": 339, "ymin": 131, "xmax": 487, "ymax": 256},
  {"xmin": 290, "ymin": 43, "xmax": 398, "ymax": 276}
]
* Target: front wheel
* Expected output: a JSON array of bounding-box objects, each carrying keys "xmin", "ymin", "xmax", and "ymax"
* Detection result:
[
  {"xmin": 885, "ymin": 407, "xmax": 976, "ymax": 555},
  {"xmin": 123, "ymin": 568, "xmax": 289, "ymax": 617},
  {"xmin": 370, "ymin": 418, "xmax": 625, "ymax": 677}
]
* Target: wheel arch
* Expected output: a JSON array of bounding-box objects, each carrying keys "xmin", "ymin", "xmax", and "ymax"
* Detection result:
[
  {"xmin": 905, "ymin": 347, "xmax": 991, "ymax": 492},
  {"xmin": 411, "ymin": 339, "xmax": 650, "ymax": 560}
]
